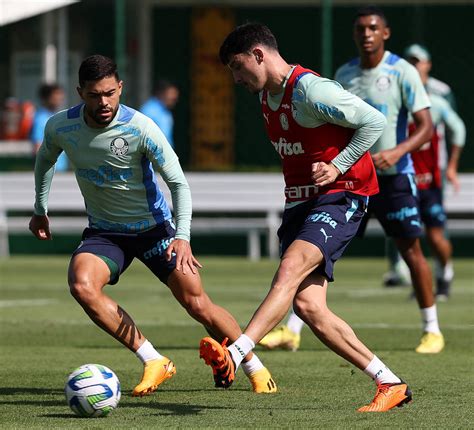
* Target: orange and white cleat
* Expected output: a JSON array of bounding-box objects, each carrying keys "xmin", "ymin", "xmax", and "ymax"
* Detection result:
[
  {"xmin": 132, "ymin": 357, "xmax": 176, "ymax": 397},
  {"xmin": 199, "ymin": 337, "xmax": 236, "ymax": 389},
  {"xmin": 357, "ymin": 381, "xmax": 412, "ymax": 412}
]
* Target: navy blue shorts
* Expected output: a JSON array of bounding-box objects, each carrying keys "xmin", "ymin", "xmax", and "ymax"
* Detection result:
[
  {"xmin": 71, "ymin": 221, "xmax": 177, "ymax": 285},
  {"xmin": 358, "ymin": 174, "xmax": 423, "ymax": 238},
  {"xmin": 419, "ymin": 188, "xmax": 446, "ymax": 228},
  {"xmin": 278, "ymin": 192, "xmax": 368, "ymax": 282}
]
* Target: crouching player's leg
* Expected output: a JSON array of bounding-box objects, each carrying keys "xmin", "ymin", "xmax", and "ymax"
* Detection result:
[
  {"xmin": 68, "ymin": 228, "xmax": 176, "ymax": 398},
  {"xmin": 200, "ymin": 193, "xmax": 411, "ymax": 411}
]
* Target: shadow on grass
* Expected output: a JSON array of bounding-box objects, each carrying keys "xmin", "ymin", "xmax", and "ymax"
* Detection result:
[
  {"xmin": 75, "ymin": 344, "xmax": 201, "ymax": 351},
  {"xmin": 39, "ymin": 403, "xmax": 237, "ymax": 419},
  {"xmin": 0, "ymin": 387, "xmax": 64, "ymax": 396}
]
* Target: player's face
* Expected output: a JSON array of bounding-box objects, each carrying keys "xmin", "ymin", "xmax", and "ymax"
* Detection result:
[
  {"xmin": 162, "ymin": 87, "xmax": 179, "ymax": 109},
  {"xmin": 227, "ymin": 52, "xmax": 266, "ymax": 94},
  {"xmin": 353, "ymin": 15, "xmax": 390, "ymax": 55},
  {"xmin": 47, "ymin": 89, "xmax": 65, "ymax": 111},
  {"xmin": 77, "ymin": 76, "xmax": 123, "ymax": 128}
]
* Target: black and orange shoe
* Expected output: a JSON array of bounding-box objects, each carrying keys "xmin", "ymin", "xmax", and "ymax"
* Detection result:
[
  {"xmin": 199, "ymin": 337, "xmax": 236, "ymax": 389},
  {"xmin": 357, "ymin": 381, "xmax": 412, "ymax": 412}
]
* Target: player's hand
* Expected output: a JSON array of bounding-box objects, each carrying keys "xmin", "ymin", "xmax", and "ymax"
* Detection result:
[
  {"xmin": 29, "ymin": 214, "xmax": 52, "ymax": 240},
  {"xmin": 446, "ymin": 166, "xmax": 460, "ymax": 193},
  {"xmin": 165, "ymin": 238, "xmax": 203, "ymax": 275},
  {"xmin": 371, "ymin": 148, "xmax": 401, "ymax": 170},
  {"xmin": 311, "ymin": 162, "xmax": 341, "ymax": 187}
]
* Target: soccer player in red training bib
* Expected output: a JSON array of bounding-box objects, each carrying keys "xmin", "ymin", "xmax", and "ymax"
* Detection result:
[{"xmin": 199, "ymin": 22, "xmax": 412, "ymax": 412}]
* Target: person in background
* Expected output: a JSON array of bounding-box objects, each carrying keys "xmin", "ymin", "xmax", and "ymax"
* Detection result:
[
  {"xmin": 383, "ymin": 44, "xmax": 466, "ymax": 289},
  {"xmin": 30, "ymin": 83, "xmax": 68, "ymax": 171},
  {"xmin": 140, "ymin": 79, "xmax": 179, "ymax": 149},
  {"xmin": 405, "ymin": 44, "xmax": 466, "ymax": 300}
]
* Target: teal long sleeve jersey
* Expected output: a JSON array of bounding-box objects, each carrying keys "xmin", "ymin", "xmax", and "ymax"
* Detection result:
[{"xmin": 34, "ymin": 104, "xmax": 192, "ymax": 241}]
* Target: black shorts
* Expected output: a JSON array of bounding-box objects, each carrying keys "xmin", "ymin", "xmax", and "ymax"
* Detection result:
[
  {"xmin": 358, "ymin": 174, "xmax": 423, "ymax": 239},
  {"xmin": 419, "ymin": 187, "xmax": 446, "ymax": 228},
  {"xmin": 71, "ymin": 221, "xmax": 177, "ymax": 285},
  {"xmin": 278, "ymin": 192, "xmax": 368, "ymax": 282}
]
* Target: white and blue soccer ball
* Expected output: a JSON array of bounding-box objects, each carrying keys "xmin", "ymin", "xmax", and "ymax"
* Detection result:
[{"xmin": 65, "ymin": 363, "xmax": 121, "ymax": 418}]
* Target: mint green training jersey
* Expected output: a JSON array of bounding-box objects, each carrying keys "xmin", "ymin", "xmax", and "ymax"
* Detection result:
[
  {"xmin": 335, "ymin": 51, "xmax": 431, "ymax": 176},
  {"xmin": 429, "ymin": 93, "xmax": 465, "ymax": 147},
  {"xmin": 34, "ymin": 104, "xmax": 192, "ymax": 240}
]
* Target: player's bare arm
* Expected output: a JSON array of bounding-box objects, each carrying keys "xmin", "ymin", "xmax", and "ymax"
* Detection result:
[
  {"xmin": 446, "ymin": 144, "xmax": 462, "ymax": 192},
  {"xmin": 372, "ymin": 108, "xmax": 433, "ymax": 170},
  {"xmin": 29, "ymin": 214, "xmax": 52, "ymax": 240}
]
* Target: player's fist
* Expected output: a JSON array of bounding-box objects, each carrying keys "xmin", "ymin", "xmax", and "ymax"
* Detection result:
[
  {"xmin": 372, "ymin": 148, "xmax": 401, "ymax": 170},
  {"xmin": 29, "ymin": 214, "xmax": 52, "ymax": 240},
  {"xmin": 311, "ymin": 162, "xmax": 341, "ymax": 187}
]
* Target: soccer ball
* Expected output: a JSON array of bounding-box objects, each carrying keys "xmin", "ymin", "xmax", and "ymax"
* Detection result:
[{"xmin": 65, "ymin": 363, "xmax": 121, "ymax": 417}]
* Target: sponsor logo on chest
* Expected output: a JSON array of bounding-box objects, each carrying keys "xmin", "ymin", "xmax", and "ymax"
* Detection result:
[{"xmin": 271, "ymin": 137, "xmax": 305, "ymax": 158}]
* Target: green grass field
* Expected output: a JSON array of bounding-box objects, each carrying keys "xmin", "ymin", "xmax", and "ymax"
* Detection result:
[{"xmin": 0, "ymin": 256, "xmax": 473, "ymax": 429}]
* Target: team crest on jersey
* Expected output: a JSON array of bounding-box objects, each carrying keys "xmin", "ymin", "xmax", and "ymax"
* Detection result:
[
  {"xmin": 279, "ymin": 113, "xmax": 289, "ymax": 130},
  {"xmin": 376, "ymin": 75, "xmax": 391, "ymax": 91},
  {"xmin": 291, "ymin": 103, "xmax": 299, "ymax": 120},
  {"xmin": 110, "ymin": 137, "xmax": 129, "ymax": 156}
]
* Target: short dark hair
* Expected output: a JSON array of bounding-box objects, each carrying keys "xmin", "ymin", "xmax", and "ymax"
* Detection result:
[
  {"xmin": 153, "ymin": 79, "xmax": 178, "ymax": 96},
  {"xmin": 38, "ymin": 83, "xmax": 62, "ymax": 101},
  {"xmin": 354, "ymin": 5, "xmax": 389, "ymax": 26},
  {"xmin": 219, "ymin": 22, "xmax": 278, "ymax": 65},
  {"xmin": 78, "ymin": 55, "xmax": 120, "ymax": 87}
]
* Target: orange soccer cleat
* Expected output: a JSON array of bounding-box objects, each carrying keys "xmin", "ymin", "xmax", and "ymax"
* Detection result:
[
  {"xmin": 199, "ymin": 337, "xmax": 236, "ymax": 389},
  {"xmin": 132, "ymin": 357, "xmax": 176, "ymax": 397},
  {"xmin": 248, "ymin": 367, "xmax": 277, "ymax": 393},
  {"xmin": 357, "ymin": 381, "xmax": 412, "ymax": 412}
]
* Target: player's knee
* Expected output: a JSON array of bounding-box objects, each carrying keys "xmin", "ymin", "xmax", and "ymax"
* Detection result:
[
  {"xmin": 69, "ymin": 276, "xmax": 100, "ymax": 304},
  {"xmin": 182, "ymin": 295, "xmax": 211, "ymax": 323},
  {"xmin": 293, "ymin": 297, "xmax": 327, "ymax": 324},
  {"xmin": 277, "ymin": 256, "xmax": 307, "ymax": 286},
  {"xmin": 398, "ymin": 240, "xmax": 423, "ymax": 265}
]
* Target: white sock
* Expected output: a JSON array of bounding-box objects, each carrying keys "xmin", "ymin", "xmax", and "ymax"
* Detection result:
[
  {"xmin": 421, "ymin": 305, "xmax": 441, "ymax": 334},
  {"xmin": 443, "ymin": 261, "xmax": 454, "ymax": 281},
  {"xmin": 435, "ymin": 260, "xmax": 454, "ymax": 282},
  {"xmin": 228, "ymin": 334, "xmax": 255, "ymax": 369},
  {"xmin": 241, "ymin": 354, "xmax": 264, "ymax": 376},
  {"xmin": 363, "ymin": 355, "xmax": 401, "ymax": 385},
  {"xmin": 287, "ymin": 310, "xmax": 305, "ymax": 335},
  {"xmin": 135, "ymin": 340, "xmax": 163, "ymax": 363}
]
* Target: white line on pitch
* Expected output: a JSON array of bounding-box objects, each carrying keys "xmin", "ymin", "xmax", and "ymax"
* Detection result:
[
  {"xmin": 0, "ymin": 299, "xmax": 59, "ymax": 308},
  {"xmin": 1, "ymin": 318, "xmax": 472, "ymax": 330}
]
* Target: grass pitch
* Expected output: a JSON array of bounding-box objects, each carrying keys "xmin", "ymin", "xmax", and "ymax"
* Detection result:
[{"xmin": 0, "ymin": 256, "xmax": 473, "ymax": 429}]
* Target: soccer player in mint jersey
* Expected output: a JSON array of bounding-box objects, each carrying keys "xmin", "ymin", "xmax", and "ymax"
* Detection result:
[
  {"xmin": 334, "ymin": 6, "xmax": 444, "ymax": 354},
  {"xmin": 28, "ymin": 55, "xmax": 277, "ymax": 396},
  {"xmin": 199, "ymin": 22, "xmax": 412, "ymax": 413}
]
